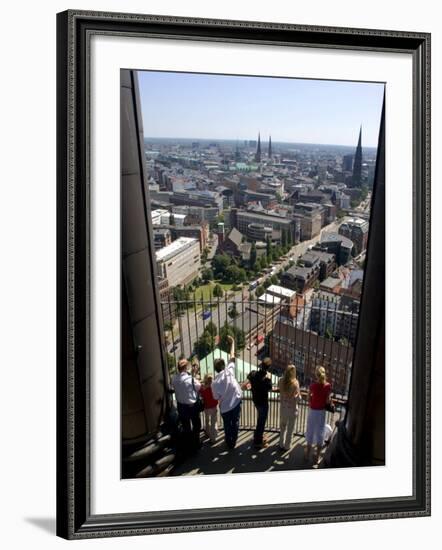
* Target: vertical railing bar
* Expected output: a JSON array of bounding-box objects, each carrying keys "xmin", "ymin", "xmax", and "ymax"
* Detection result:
[
  {"xmin": 193, "ymin": 291, "xmax": 199, "ymax": 362},
  {"xmin": 306, "ymin": 300, "xmax": 313, "ymax": 387},
  {"xmin": 177, "ymin": 301, "xmax": 184, "ymax": 357},
  {"xmin": 200, "ymin": 296, "xmax": 206, "ymax": 357},
  {"xmin": 274, "ymin": 293, "xmax": 280, "ymax": 431},
  {"xmin": 186, "ymin": 296, "xmax": 192, "ymax": 361},
  {"xmin": 336, "ymin": 313, "xmax": 344, "ymax": 399},
  {"xmin": 166, "ymin": 294, "xmax": 177, "ymax": 367}
]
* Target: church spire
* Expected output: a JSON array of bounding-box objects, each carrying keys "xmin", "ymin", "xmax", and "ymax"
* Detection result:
[
  {"xmin": 255, "ymin": 132, "xmax": 261, "ymax": 163},
  {"xmin": 352, "ymin": 125, "xmax": 363, "ymax": 188},
  {"xmin": 268, "ymin": 135, "xmax": 272, "ymax": 159}
]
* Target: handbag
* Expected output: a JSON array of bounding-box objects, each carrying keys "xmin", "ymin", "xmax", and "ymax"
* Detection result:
[{"xmin": 192, "ymin": 377, "xmax": 205, "ymax": 413}]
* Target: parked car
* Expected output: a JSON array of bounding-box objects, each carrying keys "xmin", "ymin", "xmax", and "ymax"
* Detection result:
[{"xmin": 202, "ymin": 310, "xmax": 212, "ymax": 320}]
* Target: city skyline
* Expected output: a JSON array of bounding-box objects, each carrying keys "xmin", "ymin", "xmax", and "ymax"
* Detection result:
[{"xmin": 138, "ymin": 70, "xmax": 385, "ymax": 147}]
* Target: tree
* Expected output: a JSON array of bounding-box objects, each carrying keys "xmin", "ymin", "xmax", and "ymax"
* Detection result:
[
  {"xmin": 228, "ymin": 303, "xmax": 239, "ymax": 320},
  {"xmin": 201, "ymin": 267, "xmax": 214, "ymax": 283},
  {"xmin": 219, "ymin": 323, "xmax": 245, "ymax": 353},
  {"xmin": 173, "ymin": 285, "xmax": 191, "ymax": 312},
  {"xmin": 266, "ymin": 237, "xmax": 272, "ymax": 261},
  {"xmin": 163, "ymin": 321, "xmax": 173, "ymax": 332},
  {"xmin": 263, "ymin": 278, "xmax": 271, "ymax": 289},
  {"xmin": 213, "ymin": 284, "xmax": 224, "ymax": 298},
  {"xmin": 259, "ymin": 255, "xmax": 268, "ymax": 270},
  {"xmin": 225, "ymin": 265, "xmax": 247, "ymax": 284},
  {"xmin": 255, "ymin": 285, "xmax": 265, "ymax": 298},
  {"xmin": 194, "ymin": 330, "xmax": 216, "ymax": 358},
  {"xmin": 250, "ymin": 241, "xmax": 257, "ymax": 271},
  {"xmin": 212, "ymin": 254, "xmax": 231, "ymax": 277},
  {"xmin": 225, "ymin": 264, "xmax": 239, "ymax": 283},
  {"xmin": 204, "ymin": 321, "xmax": 218, "ymax": 337},
  {"xmin": 270, "ymin": 275, "xmax": 279, "ymax": 285}
]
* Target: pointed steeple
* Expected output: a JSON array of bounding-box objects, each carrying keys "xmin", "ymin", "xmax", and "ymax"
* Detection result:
[
  {"xmin": 255, "ymin": 132, "xmax": 261, "ymax": 163},
  {"xmin": 268, "ymin": 135, "xmax": 272, "ymax": 159},
  {"xmin": 352, "ymin": 125, "xmax": 363, "ymax": 188}
]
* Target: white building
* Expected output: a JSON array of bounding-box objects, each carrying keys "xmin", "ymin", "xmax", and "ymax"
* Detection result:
[
  {"xmin": 156, "ymin": 237, "xmax": 201, "ymax": 288},
  {"xmin": 151, "ymin": 209, "xmax": 170, "ymax": 226},
  {"xmin": 266, "ymin": 285, "xmax": 296, "ymax": 300}
]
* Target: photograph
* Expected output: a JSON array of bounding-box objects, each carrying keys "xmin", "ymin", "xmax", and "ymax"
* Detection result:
[
  {"xmin": 121, "ymin": 70, "xmax": 385, "ymax": 479},
  {"xmin": 56, "ymin": 9, "xmax": 430, "ymax": 538}
]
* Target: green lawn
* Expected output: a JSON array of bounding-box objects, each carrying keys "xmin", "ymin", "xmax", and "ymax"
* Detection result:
[{"xmin": 192, "ymin": 281, "xmax": 236, "ymax": 303}]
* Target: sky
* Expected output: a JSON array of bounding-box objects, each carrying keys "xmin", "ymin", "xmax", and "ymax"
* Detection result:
[{"xmin": 137, "ymin": 70, "xmax": 385, "ymax": 148}]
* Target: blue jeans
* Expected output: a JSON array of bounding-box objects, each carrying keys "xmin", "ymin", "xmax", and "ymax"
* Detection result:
[
  {"xmin": 221, "ymin": 401, "xmax": 241, "ymax": 448},
  {"xmin": 254, "ymin": 403, "xmax": 269, "ymax": 445}
]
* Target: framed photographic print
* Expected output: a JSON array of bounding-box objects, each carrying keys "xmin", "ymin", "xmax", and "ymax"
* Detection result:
[{"xmin": 56, "ymin": 10, "xmax": 431, "ymax": 539}]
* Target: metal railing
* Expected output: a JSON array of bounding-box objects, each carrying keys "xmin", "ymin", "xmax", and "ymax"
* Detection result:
[{"xmin": 162, "ymin": 292, "xmax": 356, "ymax": 436}]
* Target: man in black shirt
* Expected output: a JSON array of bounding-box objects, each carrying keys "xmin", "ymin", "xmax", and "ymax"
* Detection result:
[{"xmin": 246, "ymin": 357, "xmax": 273, "ymax": 448}]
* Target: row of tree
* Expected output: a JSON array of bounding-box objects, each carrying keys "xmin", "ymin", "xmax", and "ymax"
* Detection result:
[{"xmin": 249, "ymin": 231, "xmax": 293, "ymax": 274}]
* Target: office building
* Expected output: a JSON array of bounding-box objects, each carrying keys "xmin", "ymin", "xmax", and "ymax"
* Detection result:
[
  {"xmin": 232, "ymin": 208, "xmax": 299, "ymax": 243},
  {"xmin": 156, "ymin": 237, "xmax": 201, "ymax": 288},
  {"xmin": 339, "ymin": 217, "xmax": 369, "ymax": 256},
  {"xmin": 269, "ymin": 321, "xmax": 353, "ymax": 395},
  {"xmin": 318, "ymin": 232, "xmax": 354, "ymax": 265}
]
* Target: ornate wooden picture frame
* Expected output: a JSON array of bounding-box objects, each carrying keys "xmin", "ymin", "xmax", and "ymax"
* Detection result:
[{"xmin": 57, "ymin": 10, "xmax": 430, "ymax": 539}]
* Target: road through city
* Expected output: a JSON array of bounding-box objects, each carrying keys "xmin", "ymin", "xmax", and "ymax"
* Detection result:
[{"xmin": 165, "ymin": 217, "xmax": 346, "ymax": 361}]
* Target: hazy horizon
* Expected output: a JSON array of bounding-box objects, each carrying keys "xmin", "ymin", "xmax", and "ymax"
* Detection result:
[
  {"xmin": 138, "ymin": 71, "xmax": 384, "ymax": 148},
  {"xmin": 143, "ymin": 135, "xmax": 378, "ymax": 151}
]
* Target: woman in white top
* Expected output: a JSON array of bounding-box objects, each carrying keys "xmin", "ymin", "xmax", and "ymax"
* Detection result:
[{"xmin": 278, "ymin": 364, "xmax": 300, "ymax": 451}]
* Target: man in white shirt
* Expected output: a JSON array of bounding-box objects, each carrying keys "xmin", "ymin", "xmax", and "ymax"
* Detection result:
[
  {"xmin": 171, "ymin": 358, "xmax": 202, "ymax": 452},
  {"xmin": 211, "ymin": 336, "xmax": 242, "ymax": 449}
]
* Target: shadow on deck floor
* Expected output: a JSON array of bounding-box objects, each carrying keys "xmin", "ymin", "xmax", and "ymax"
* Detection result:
[{"xmin": 171, "ymin": 430, "xmax": 323, "ymax": 476}]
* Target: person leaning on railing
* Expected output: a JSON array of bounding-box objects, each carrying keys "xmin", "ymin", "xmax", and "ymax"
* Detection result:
[
  {"xmin": 211, "ymin": 335, "xmax": 242, "ymax": 450},
  {"xmin": 304, "ymin": 366, "xmax": 332, "ymax": 464},
  {"xmin": 278, "ymin": 364, "xmax": 301, "ymax": 451},
  {"xmin": 243, "ymin": 357, "xmax": 273, "ymax": 449},
  {"xmin": 170, "ymin": 358, "xmax": 202, "ymax": 454}
]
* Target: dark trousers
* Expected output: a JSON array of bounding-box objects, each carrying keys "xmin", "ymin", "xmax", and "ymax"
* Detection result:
[
  {"xmin": 177, "ymin": 402, "xmax": 202, "ymax": 452},
  {"xmin": 221, "ymin": 401, "xmax": 241, "ymax": 449},
  {"xmin": 253, "ymin": 402, "xmax": 269, "ymax": 444}
]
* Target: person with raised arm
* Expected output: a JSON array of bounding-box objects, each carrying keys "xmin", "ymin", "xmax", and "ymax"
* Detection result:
[{"xmin": 211, "ymin": 335, "xmax": 242, "ymax": 449}]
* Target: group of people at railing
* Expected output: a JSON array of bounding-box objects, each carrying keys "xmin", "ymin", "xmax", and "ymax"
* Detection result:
[{"xmin": 170, "ymin": 336, "xmax": 334, "ymax": 465}]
